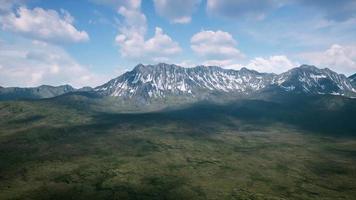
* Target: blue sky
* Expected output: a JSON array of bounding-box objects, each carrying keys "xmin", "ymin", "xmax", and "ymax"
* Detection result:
[{"xmin": 0, "ymin": 0, "xmax": 355, "ymax": 87}]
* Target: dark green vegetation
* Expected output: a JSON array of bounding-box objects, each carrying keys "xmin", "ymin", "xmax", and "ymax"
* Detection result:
[
  {"xmin": 0, "ymin": 85, "xmax": 76, "ymax": 100},
  {"xmin": 0, "ymin": 94, "xmax": 356, "ymax": 199}
]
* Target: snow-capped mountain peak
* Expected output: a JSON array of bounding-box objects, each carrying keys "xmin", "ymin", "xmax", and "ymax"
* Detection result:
[
  {"xmin": 95, "ymin": 63, "xmax": 356, "ymax": 100},
  {"xmin": 95, "ymin": 63, "xmax": 275, "ymax": 99},
  {"xmin": 273, "ymin": 65, "xmax": 355, "ymax": 95}
]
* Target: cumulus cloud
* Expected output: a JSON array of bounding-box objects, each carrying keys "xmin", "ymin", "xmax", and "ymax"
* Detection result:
[
  {"xmin": 115, "ymin": 0, "xmax": 181, "ymax": 63},
  {"xmin": 207, "ymin": 0, "xmax": 283, "ymax": 20},
  {"xmin": 299, "ymin": 44, "xmax": 356, "ymax": 75},
  {"xmin": 0, "ymin": 39, "xmax": 107, "ymax": 87},
  {"xmin": 116, "ymin": 27, "xmax": 181, "ymax": 61},
  {"xmin": 0, "ymin": 7, "xmax": 89, "ymax": 43},
  {"xmin": 144, "ymin": 28, "xmax": 181, "ymax": 56},
  {"xmin": 116, "ymin": 3, "xmax": 147, "ymax": 36},
  {"xmin": 0, "ymin": 0, "xmax": 24, "ymax": 13},
  {"xmin": 246, "ymin": 55, "xmax": 297, "ymax": 74},
  {"xmin": 191, "ymin": 30, "xmax": 244, "ymax": 66},
  {"xmin": 199, "ymin": 55, "xmax": 297, "ymax": 74},
  {"xmin": 153, "ymin": 0, "xmax": 201, "ymax": 24},
  {"xmin": 296, "ymin": 0, "xmax": 356, "ymax": 22}
]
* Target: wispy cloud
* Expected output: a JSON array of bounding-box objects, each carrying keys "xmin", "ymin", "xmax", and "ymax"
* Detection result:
[
  {"xmin": 0, "ymin": 38, "xmax": 107, "ymax": 87},
  {"xmin": 153, "ymin": 0, "xmax": 201, "ymax": 24},
  {"xmin": 206, "ymin": 0, "xmax": 284, "ymax": 20}
]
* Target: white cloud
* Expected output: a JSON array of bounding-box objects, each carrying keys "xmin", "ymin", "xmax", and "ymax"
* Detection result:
[
  {"xmin": 173, "ymin": 56, "xmax": 297, "ymax": 74},
  {"xmin": 115, "ymin": 1, "xmax": 181, "ymax": 63},
  {"xmin": 206, "ymin": 0, "xmax": 356, "ymax": 22},
  {"xmin": 175, "ymin": 60, "xmax": 199, "ymax": 68},
  {"xmin": 89, "ymin": 0, "xmax": 141, "ymax": 9},
  {"xmin": 0, "ymin": 0, "xmax": 27, "ymax": 14},
  {"xmin": 0, "ymin": 0, "xmax": 16, "ymax": 12},
  {"xmin": 0, "ymin": 7, "xmax": 89, "ymax": 43},
  {"xmin": 201, "ymin": 59, "xmax": 241, "ymax": 68},
  {"xmin": 206, "ymin": 0, "xmax": 283, "ymax": 20},
  {"xmin": 246, "ymin": 55, "xmax": 297, "ymax": 73},
  {"xmin": 194, "ymin": 53, "xmax": 297, "ymax": 73},
  {"xmin": 153, "ymin": 0, "xmax": 201, "ymax": 24},
  {"xmin": 191, "ymin": 30, "xmax": 244, "ymax": 67},
  {"xmin": 145, "ymin": 28, "xmax": 181, "ymax": 55},
  {"xmin": 299, "ymin": 44, "xmax": 356, "ymax": 75},
  {"xmin": 116, "ymin": 27, "xmax": 181, "ymax": 61},
  {"xmin": 0, "ymin": 38, "xmax": 107, "ymax": 87},
  {"xmin": 117, "ymin": 4, "xmax": 147, "ymax": 36},
  {"xmin": 296, "ymin": 0, "xmax": 356, "ymax": 22}
]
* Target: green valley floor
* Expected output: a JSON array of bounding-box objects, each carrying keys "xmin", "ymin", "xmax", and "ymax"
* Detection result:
[{"xmin": 0, "ymin": 100, "xmax": 356, "ymax": 200}]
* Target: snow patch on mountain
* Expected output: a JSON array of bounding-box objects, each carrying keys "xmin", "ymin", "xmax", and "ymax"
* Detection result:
[{"xmin": 95, "ymin": 63, "xmax": 356, "ymax": 100}]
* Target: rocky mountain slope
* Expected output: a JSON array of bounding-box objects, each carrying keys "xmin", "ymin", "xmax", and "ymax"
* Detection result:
[
  {"xmin": 95, "ymin": 64, "xmax": 275, "ymax": 99},
  {"xmin": 349, "ymin": 73, "xmax": 356, "ymax": 88},
  {"xmin": 1, "ymin": 63, "xmax": 355, "ymax": 101},
  {"xmin": 95, "ymin": 63, "xmax": 356, "ymax": 101},
  {"xmin": 273, "ymin": 65, "xmax": 355, "ymax": 96}
]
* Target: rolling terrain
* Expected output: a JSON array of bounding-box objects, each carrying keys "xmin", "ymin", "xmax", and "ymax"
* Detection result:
[
  {"xmin": 0, "ymin": 64, "xmax": 356, "ymax": 199},
  {"xmin": 0, "ymin": 93, "xmax": 356, "ymax": 199}
]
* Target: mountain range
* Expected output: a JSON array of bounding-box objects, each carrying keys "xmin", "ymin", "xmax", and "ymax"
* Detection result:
[
  {"xmin": 0, "ymin": 85, "xmax": 92, "ymax": 101},
  {"xmin": 1, "ymin": 63, "xmax": 356, "ymax": 103}
]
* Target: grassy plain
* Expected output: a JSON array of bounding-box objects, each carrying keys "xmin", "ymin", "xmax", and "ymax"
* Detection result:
[{"xmin": 0, "ymin": 97, "xmax": 356, "ymax": 199}]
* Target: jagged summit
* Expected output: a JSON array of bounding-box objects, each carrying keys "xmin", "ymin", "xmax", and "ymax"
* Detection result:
[
  {"xmin": 1, "ymin": 63, "xmax": 355, "ymax": 101},
  {"xmin": 273, "ymin": 65, "xmax": 355, "ymax": 95},
  {"xmin": 95, "ymin": 63, "xmax": 275, "ymax": 99},
  {"xmin": 95, "ymin": 63, "xmax": 356, "ymax": 101}
]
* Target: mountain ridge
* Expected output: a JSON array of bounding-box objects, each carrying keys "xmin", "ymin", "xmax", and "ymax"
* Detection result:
[
  {"xmin": 95, "ymin": 63, "xmax": 277, "ymax": 100},
  {"xmin": 1, "ymin": 63, "xmax": 355, "ymax": 102},
  {"xmin": 0, "ymin": 85, "xmax": 93, "ymax": 100},
  {"xmin": 95, "ymin": 63, "xmax": 356, "ymax": 101}
]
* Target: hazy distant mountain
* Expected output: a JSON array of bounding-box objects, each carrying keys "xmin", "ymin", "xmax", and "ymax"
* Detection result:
[
  {"xmin": 0, "ymin": 85, "xmax": 77, "ymax": 100},
  {"xmin": 95, "ymin": 63, "xmax": 356, "ymax": 102}
]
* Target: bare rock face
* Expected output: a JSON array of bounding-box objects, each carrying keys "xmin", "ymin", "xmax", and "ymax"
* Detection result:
[{"xmin": 95, "ymin": 63, "xmax": 356, "ymax": 101}]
